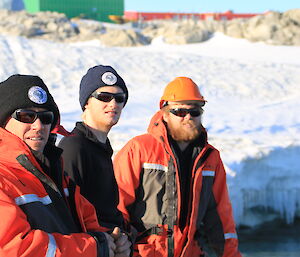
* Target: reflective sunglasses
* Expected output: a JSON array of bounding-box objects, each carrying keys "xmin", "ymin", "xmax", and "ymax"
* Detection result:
[
  {"xmin": 12, "ymin": 109, "xmax": 54, "ymax": 124},
  {"xmin": 91, "ymin": 91, "xmax": 126, "ymax": 103},
  {"xmin": 169, "ymin": 108, "xmax": 203, "ymax": 117}
]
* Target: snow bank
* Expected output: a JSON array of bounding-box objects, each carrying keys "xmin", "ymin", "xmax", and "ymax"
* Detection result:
[{"xmin": 228, "ymin": 145, "xmax": 300, "ymax": 226}]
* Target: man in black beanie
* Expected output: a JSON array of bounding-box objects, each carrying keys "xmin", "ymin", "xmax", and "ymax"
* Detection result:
[
  {"xmin": 59, "ymin": 65, "xmax": 131, "ymax": 244},
  {"xmin": 0, "ymin": 74, "xmax": 131, "ymax": 257}
]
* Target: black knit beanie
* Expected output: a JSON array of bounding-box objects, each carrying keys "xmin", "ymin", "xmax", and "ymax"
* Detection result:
[
  {"xmin": 0, "ymin": 74, "xmax": 59, "ymax": 130},
  {"xmin": 79, "ymin": 65, "xmax": 128, "ymax": 110}
]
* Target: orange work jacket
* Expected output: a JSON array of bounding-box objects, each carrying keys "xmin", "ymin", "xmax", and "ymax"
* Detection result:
[
  {"xmin": 0, "ymin": 128, "xmax": 107, "ymax": 257},
  {"xmin": 114, "ymin": 111, "xmax": 241, "ymax": 257}
]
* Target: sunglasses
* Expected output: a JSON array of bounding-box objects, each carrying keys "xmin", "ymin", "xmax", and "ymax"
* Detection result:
[
  {"xmin": 169, "ymin": 108, "xmax": 203, "ymax": 117},
  {"xmin": 12, "ymin": 109, "xmax": 54, "ymax": 124},
  {"xmin": 91, "ymin": 91, "xmax": 126, "ymax": 103}
]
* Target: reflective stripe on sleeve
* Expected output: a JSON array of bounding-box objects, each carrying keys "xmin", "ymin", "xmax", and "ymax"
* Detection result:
[
  {"xmin": 63, "ymin": 188, "xmax": 69, "ymax": 197},
  {"xmin": 202, "ymin": 170, "xmax": 215, "ymax": 177},
  {"xmin": 46, "ymin": 234, "xmax": 57, "ymax": 257},
  {"xmin": 15, "ymin": 194, "xmax": 52, "ymax": 206},
  {"xmin": 224, "ymin": 233, "xmax": 238, "ymax": 239},
  {"xmin": 143, "ymin": 163, "xmax": 168, "ymax": 172}
]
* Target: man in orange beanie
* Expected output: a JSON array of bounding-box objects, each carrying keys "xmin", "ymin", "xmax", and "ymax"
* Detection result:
[{"xmin": 113, "ymin": 77, "xmax": 241, "ymax": 257}]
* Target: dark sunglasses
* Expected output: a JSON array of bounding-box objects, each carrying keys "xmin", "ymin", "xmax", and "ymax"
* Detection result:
[
  {"xmin": 169, "ymin": 108, "xmax": 203, "ymax": 117},
  {"xmin": 91, "ymin": 91, "xmax": 126, "ymax": 103},
  {"xmin": 12, "ymin": 109, "xmax": 54, "ymax": 124}
]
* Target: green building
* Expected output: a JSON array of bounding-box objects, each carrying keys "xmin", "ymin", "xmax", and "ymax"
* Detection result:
[{"xmin": 23, "ymin": 0, "xmax": 124, "ymax": 22}]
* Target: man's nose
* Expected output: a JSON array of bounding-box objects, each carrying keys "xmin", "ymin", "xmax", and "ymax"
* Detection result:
[
  {"xmin": 108, "ymin": 98, "xmax": 120, "ymax": 107},
  {"xmin": 31, "ymin": 118, "xmax": 44, "ymax": 129},
  {"xmin": 184, "ymin": 113, "xmax": 192, "ymax": 120}
]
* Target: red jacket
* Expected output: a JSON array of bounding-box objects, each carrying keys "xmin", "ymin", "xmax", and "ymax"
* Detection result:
[
  {"xmin": 0, "ymin": 128, "xmax": 107, "ymax": 257},
  {"xmin": 114, "ymin": 111, "xmax": 241, "ymax": 257}
]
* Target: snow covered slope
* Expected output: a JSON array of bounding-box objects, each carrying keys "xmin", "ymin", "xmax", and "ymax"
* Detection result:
[{"xmin": 0, "ymin": 32, "xmax": 299, "ymax": 227}]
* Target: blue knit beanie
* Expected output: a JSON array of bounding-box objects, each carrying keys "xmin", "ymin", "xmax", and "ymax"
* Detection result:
[{"xmin": 79, "ymin": 65, "xmax": 128, "ymax": 110}]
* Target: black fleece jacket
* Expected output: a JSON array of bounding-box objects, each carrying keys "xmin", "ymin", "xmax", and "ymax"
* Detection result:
[{"xmin": 58, "ymin": 122, "xmax": 124, "ymax": 229}]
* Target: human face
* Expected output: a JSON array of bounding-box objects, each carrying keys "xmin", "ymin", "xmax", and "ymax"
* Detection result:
[
  {"xmin": 5, "ymin": 107, "xmax": 52, "ymax": 152},
  {"xmin": 163, "ymin": 101, "xmax": 203, "ymax": 142},
  {"xmin": 83, "ymin": 86, "xmax": 124, "ymax": 132}
]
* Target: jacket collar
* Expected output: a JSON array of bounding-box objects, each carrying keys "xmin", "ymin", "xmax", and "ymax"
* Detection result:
[
  {"xmin": 147, "ymin": 111, "xmax": 168, "ymax": 139},
  {"xmin": 0, "ymin": 127, "xmax": 58, "ymax": 174},
  {"xmin": 0, "ymin": 127, "xmax": 34, "ymax": 166},
  {"xmin": 73, "ymin": 122, "xmax": 113, "ymax": 156},
  {"xmin": 147, "ymin": 110, "xmax": 208, "ymax": 149}
]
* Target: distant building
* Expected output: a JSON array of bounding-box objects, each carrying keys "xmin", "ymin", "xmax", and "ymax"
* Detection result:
[
  {"xmin": 0, "ymin": 0, "xmax": 24, "ymax": 10},
  {"xmin": 124, "ymin": 10, "xmax": 259, "ymax": 22},
  {"xmin": 23, "ymin": 0, "xmax": 124, "ymax": 22}
]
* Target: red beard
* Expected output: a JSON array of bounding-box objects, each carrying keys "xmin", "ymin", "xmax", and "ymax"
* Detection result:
[{"xmin": 167, "ymin": 120, "xmax": 201, "ymax": 142}]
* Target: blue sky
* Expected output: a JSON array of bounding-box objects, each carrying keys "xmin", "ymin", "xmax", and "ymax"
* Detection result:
[{"xmin": 125, "ymin": 0, "xmax": 299, "ymax": 13}]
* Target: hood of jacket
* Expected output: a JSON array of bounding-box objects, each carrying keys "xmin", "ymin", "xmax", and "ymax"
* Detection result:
[
  {"xmin": 147, "ymin": 111, "xmax": 168, "ymax": 140},
  {"xmin": 72, "ymin": 122, "xmax": 114, "ymax": 157}
]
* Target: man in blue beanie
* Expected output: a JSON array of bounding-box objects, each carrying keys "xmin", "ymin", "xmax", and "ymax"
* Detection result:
[
  {"xmin": 59, "ymin": 65, "xmax": 131, "ymax": 255},
  {"xmin": 0, "ymin": 74, "xmax": 130, "ymax": 257}
]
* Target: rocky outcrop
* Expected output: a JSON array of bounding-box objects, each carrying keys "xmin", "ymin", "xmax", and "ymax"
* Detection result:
[
  {"xmin": 239, "ymin": 10, "xmax": 300, "ymax": 45},
  {"xmin": 142, "ymin": 20, "xmax": 211, "ymax": 44},
  {"xmin": 0, "ymin": 8, "xmax": 299, "ymax": 46},
  {"xmin": 0, "ymin": 10, "xmax": 79, "ymax": 41},
  {"xmin": 98, "ymin": 29, "xmax": 150, "ymax": 47},
  {"xmin": 141, "ymin": 9, "xmax": 300, "ymax": 46}
]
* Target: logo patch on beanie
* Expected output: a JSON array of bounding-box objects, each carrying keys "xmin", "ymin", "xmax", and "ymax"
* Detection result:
[
  {"xmin": 101, "ymin": 72, "xmax": 117, "ymax": 85},
  {"xmin": 28, "ymin": 86, "xmax": 48, "ymax": 104}
]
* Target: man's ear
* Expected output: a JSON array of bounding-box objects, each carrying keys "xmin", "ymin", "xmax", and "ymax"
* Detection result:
[
  {"xmin": 3, "ymin": 116, "xmax": 12, "ymax": 129},
  {"xmin": 84, "ymin": 98, "xmax": 90, "ymax": 110}
]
